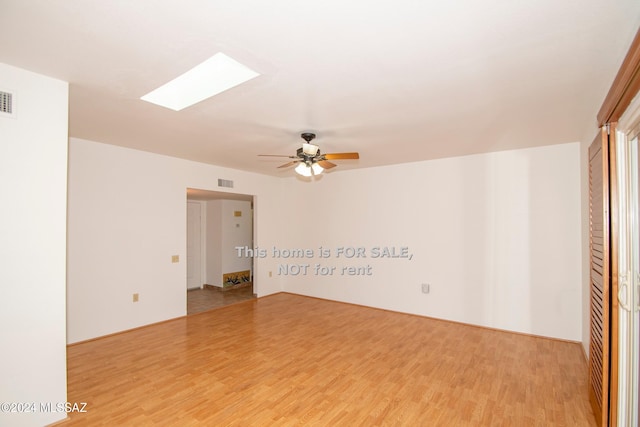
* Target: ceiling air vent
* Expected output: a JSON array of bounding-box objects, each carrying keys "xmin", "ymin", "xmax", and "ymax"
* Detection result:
[
  {"xmin": 218, "ymin": 179, "xmax": 234, "ymax": 188},
  {"xmin": 0, "ymin": 91, "xmax": 14, "ymax": 116}
]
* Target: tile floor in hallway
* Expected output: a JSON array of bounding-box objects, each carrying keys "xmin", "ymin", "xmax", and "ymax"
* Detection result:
[{"xmin": 187, "ymin": 285, "xmax": 255, "ymax": 315}]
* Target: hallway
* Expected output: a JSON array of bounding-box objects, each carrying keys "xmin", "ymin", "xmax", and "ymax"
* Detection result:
[{"xmin": 187, "ymin": 285, "xmax": 255, "ymax": 315}]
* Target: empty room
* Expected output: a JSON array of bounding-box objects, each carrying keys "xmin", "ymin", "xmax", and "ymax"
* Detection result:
[{"xmin": 2, "ymin": 1, "xmax": 640, "ymax": 426}]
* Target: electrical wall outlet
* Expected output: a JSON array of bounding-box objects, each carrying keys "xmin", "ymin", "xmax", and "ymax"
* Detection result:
[
  {"xmin": 421, "ymin": 283, "xmax": 430, "ymax": 294},
  {"xmin": 133, "ymin": 293, "xmax": 139, "ymax": 302}
]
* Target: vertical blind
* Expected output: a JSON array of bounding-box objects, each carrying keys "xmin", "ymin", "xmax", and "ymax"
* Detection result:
[{"xmin": 588, "ymin": 127, "xmax": 612, "ymax": 426}]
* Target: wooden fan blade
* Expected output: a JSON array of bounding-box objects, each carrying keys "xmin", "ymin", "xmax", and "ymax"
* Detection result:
[
  {"xmin": 258, "ymin": 154, "xmax": 297, "ymax": 158},
  {"xmin": 317, "ymin": 160, "xmax": 337, "ymax": 169},
  {"xmin": 324, "ymin": 152, "xmax": 359, "ymax": 160},
  {"xmin": 278, "ymin": 160, "xmax": 301, "ymax": 169}
]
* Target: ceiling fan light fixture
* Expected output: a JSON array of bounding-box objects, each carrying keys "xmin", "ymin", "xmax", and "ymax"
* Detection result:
[
  {"xmin": 295, "ymin": 163, "xmax": 312, "ymax": 177},
  {"xmin": 261, "ymin": 132, "xmax": 358, "ymax": 177},
  {"xmin": 294, "ymin": 162, "xmax": 323, "ymax": 177},
  {"xmin": 302, "ymin": 143, "xmax": 319, "ymax": 156}
]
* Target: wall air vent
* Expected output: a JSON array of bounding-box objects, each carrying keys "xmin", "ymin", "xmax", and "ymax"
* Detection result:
[
  {"xmin": 218, "ymin": 179, "xmax": 234, "ymax": 188},
  {"xmin": 0, "ymin": 91, "xmax": 14, "ymax": 116}
]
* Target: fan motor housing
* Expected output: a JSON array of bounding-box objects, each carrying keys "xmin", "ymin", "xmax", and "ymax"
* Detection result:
[{"xmin": 301, "ymin": 132, "xmax": 316, "ymax": 143}]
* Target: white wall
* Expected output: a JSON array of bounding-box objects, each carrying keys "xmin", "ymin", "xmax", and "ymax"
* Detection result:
[
  {"xmin": 0, "ymin": 63, "xmax": 68, "ymax": 426},
  {"xmin": 221, "ymin": 200, "xmax": 253, "ymax": 281},
  {"xmin": 203, "ymin": 199, "xmax": 253, "ymax": 286},
  {"xmin": 67, "ymin": 138, "xmax": 284, "ymax": 343},
  {"xmin": 186, "ymin": 200, "xmax": 204, "ymax": 289},
  {"xmin": 205, "ymin": 200, "xmax": 223, "ymax": 285},
  {"xmin": 67, "ymin": 136, "xmax": 583, "ymax": 343},
  {"xmin": 281, "ymin": 142, "xmax": 582, "ymax": 341}
]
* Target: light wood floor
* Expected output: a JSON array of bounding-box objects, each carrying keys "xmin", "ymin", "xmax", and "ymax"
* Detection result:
[{"xmin": 64, "ymin": 293, "xmax": 595, "ymax": 426}]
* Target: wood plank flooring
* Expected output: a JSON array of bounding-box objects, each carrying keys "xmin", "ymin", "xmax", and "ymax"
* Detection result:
[{"xmin": 64, "ymin": 293, "xmax": 596, "ymax": 426}]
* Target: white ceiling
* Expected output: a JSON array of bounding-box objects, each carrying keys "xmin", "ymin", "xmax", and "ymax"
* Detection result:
[{"xmin": 1, "ymin": 1, "xmax": 639, "ymax": 176}]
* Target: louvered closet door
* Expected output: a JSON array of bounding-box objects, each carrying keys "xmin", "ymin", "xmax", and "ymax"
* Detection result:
[{"xmin": 589, "ymin": 127, "xmax": 611, "ymax": 426}]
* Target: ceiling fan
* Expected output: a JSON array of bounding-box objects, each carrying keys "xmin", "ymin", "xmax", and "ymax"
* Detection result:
[{"xmin": 259, "ymin": 132, "xmax": 359, "ymax": 176}]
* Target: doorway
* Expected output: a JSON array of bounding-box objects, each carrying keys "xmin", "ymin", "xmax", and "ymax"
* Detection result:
[{"xmin": 186, "ymin": 188, "xmax": 256, "ymax": 314}]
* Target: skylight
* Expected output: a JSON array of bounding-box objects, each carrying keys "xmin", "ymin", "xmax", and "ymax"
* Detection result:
[{"xmin": 140, "ymin": 53, "xmax": 259, "ymax": 111}]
